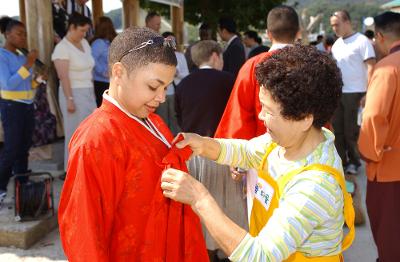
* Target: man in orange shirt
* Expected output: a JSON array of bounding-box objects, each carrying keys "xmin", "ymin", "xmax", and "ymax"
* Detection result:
[{"xmin": 358, "ymin": 11, "xmax": 400, "ymax": 262}]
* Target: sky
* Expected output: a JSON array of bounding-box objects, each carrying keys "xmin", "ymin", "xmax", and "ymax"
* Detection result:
[{"xmin": 0, "ymin": 0, "xmax": 122, "ymax": 17}]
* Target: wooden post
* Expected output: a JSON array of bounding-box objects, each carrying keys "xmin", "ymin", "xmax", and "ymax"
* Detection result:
[
  {"xmin": 23, "ymin": 0, "xmax": 64, "ymax": 139},
  {"xmin": 19, "ymin": 0, "xmax": 26, "ymax": 25},
  {"xmin": 122, "ymin": 0, "xmax": 140, "ymax": 29},
  {"xmin": 91, "ymin": 0, "xmax": 104, "ymax": 27},
  {"xmin": 171, "ymin": 4, "xmax": 184, "ymax": 51},
  {"xmin": 24, "ymin": 0, "xmax": 53, "ymax": 66}
]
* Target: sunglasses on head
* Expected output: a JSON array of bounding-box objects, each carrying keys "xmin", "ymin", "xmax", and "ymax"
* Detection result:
[{"xmin": 118, "ymin": 37, "xmax": 176, "ymax": 62}]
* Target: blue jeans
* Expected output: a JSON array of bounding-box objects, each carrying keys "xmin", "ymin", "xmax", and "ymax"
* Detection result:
[{"xmin": 0, "ymin": 99, "xmax": 34, "ymax": 191}]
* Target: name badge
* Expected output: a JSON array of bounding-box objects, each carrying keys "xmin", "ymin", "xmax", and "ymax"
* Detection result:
[{"xmin": 254, "ymin": 177, "xmax": 274, "ymax": 211}]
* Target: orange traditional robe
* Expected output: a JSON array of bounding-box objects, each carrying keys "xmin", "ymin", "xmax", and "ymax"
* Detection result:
[
  {"xmin": 358, "ymin": 42, "xmax": 400, "ymax": 182},
  {"xmin": 58, "ymin": 96, "xmax": 208, "ymax": 261},
  {"xmin": 214, "ymin": 51, "xmax": 275, "ymax": 139}
]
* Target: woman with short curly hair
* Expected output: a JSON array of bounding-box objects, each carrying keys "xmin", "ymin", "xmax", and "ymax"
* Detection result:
[{"xmin": 161, "ymin": 44, "xmax": 355, "ymax": 261}]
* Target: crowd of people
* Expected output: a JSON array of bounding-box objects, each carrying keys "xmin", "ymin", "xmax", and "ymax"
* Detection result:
[{"xmin": 0, "ymin": 1, "xmax": 399, "ymax": 261}]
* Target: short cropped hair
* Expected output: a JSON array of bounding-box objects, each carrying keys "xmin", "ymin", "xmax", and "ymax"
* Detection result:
[
  {"xmin": 332, "ymin": 10, "xmax": 351, "ymax": 22},
  {"xmin": 162, "ymin": 31, "xmax": 175, "ymax": 38},
  {"xmin": 145, "ymin": 11, "xmax": 160, "ymax": 24},
  {"xmin": 244, "ymin": 30, "xmax": 258, "ymax": 41},
  {"xmin": 68, "ymin": 12, "xmax": 92, "ymax": 29},
  {"xmin": 109, "ymin": 27, "xmax": 177, "ymax": 75},
  {"xmin": 374, "ymin": 11, "xmax": 400, "ymax": 38},
  {"xmin": 162, "ymin": 31, "xmax": 182, "ymax": 45},
  {"xmin": 218, "ymin": 17, "xmax": 237, "ymax": 34},
  {"xmin": 255, "ymin": 44, "xmax": 342, "ymax": 128},
  {"xmin": 199, "ymin": 22, "xmax": 212, "ymax": 40},
  {"xmin": 267, "ymin": 5, "xmax": 299, "ymax": 42},
  {"xmin": 191, "ymin": 40, "xmax": 222, "ymax": 67},
  {"xmin": 0, "ymin": 16, "xmax": 24, "ymax": 35},
  {"xmin": 364, "ymin": 30, "xmax": 374, "ymax": 40},
  {"xmin": 324, "ymin": 34, "xmax": 336, "ymax": 47}
]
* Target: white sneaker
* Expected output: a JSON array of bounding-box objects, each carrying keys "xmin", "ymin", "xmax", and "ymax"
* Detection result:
[{"xmin": 346, "ymin": 164, "xmax": 358, "ymax": 175}]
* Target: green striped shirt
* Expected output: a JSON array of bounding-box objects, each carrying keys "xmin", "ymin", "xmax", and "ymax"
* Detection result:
[{"xmin": 216, "ymin": 128, "xmax": 345, "ymax": 261}]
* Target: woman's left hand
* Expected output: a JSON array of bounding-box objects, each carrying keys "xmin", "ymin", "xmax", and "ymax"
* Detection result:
[
  {"xmin": 37, "ymin": 73, "xmax": 48, "ymax": 82},
  {"xmin": 41, "ymin": 73, "xmax": 48, "ymax": 81},
  {"xmin": 161, "ymin": 168, "xmax": 208, "ymax": 207}
]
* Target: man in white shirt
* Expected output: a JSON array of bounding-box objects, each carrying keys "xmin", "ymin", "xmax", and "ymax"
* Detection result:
[
  {"xmin": 145, "ymin": 11, "xmax": 161, "ymax": 33},
  {"xmin": 330, "ymin": 10, "xmax": 376, "ymax": 174}
]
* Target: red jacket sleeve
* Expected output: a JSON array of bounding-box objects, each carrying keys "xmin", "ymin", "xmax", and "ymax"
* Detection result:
[
  {"xmin": 214, "ymin": 53, "xmax": 270, "ymax": 139},
  {"xmin": 58, "ymin": 146, "xmax": 124, "ymax": 262}
]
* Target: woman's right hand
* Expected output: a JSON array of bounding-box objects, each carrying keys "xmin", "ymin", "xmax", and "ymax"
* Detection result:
[
  {"xmin": 175, "ymin": 133, "xmax": 206, "ymax": 156},
  {"xmin": 67, "ymin": 99, "xmax": 76, "ymax": 113},
  {"xmin": 24, "ymin": 49, "xmax": 38, "ymax": 69},
  {"xmin": 230, "ymin": 167, "xmax": 247, "ymax": 182},
  {"xmin": 175, "ymin": 133, "xmax": 221, "ymax": 160}
]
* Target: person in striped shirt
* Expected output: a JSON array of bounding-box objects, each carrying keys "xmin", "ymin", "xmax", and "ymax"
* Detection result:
[{"xmin": 161, "ymin": 44, "xmax": 355, "ymax": 261}]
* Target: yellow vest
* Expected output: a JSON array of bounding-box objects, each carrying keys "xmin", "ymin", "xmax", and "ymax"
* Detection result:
[{"xmin": 249, "ymin": 143, "xmax": 355, "ymax": 261}]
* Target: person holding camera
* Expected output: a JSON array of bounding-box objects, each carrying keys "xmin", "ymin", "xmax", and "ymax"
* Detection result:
[{"xmin": 0, "ymin": 17, "xmax": 43, "ymax": 206}]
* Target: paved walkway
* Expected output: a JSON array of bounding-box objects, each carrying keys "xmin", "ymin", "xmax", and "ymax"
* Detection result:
[
  {"xmin": 0, "ymin": 143, "xmax": 378, "ymax": 261},
  {"xmin": 343, "ymin": 164, "xmax": 378, "ymax": 262}
]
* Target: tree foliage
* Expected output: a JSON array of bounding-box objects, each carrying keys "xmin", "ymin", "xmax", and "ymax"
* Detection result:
[
  {"xmin": 139, "ymin": 0, "xmax": 171, "ymax": 18},
  {"xmin": 107, "ymin": 0, "xmax": 383, "ymax": 35},
  {"xmin": 184, "ymin": 0, "xmax": 284, "ymax": 30},
  {"xmin": 139, "ymin": 0, "xmax": 284, "ymax": 30}
]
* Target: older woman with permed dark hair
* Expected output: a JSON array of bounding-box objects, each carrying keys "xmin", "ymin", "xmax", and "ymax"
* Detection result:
[{"xmin": 161, "ymin": 44, "xmax": 356, "ymax": 261}]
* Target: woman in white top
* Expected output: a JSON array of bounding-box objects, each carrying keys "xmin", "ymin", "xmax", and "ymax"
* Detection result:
[{"xmin": 52, "ymin": 13, "xmax": 96, "ymax": 173}]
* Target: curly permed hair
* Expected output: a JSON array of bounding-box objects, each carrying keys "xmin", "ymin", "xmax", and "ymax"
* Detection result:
[{"xmin": 255, "ymin": 44, "xmax": 343, "ymax": 128}]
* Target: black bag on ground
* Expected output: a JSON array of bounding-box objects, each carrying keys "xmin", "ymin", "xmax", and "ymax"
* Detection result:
[{"xmin": 14, "ymin": 172, "xmax": 55, "ymax": 222}]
